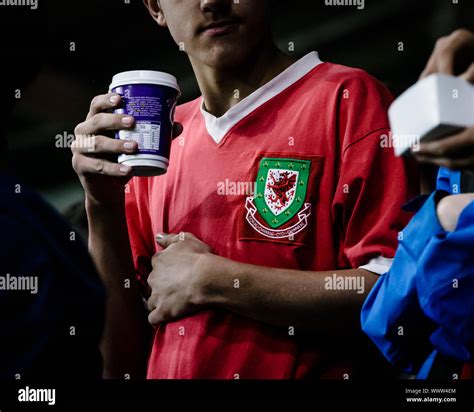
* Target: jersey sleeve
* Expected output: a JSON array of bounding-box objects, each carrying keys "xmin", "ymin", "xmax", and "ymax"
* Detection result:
[
  {"xmin": 125, "ymin": 177, "xmax": 155, "ymax": 293},
  {"xmin": 331, "ymin": 70, "xmax": 419, "ymax": 271}
]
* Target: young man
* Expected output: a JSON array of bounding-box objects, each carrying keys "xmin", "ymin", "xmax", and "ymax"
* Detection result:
[
  {"xmin": 362, "ymin": 29, "xmax": 474, "ymax": 379},
  {"xmin": 72, "ymin": 0, "xmax": 417, "ymax": 379}
]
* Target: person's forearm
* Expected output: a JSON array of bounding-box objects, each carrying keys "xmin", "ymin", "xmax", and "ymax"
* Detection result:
[
  {"xmin": 200, "ymin": 254, "xmax": 379, "ymax": 337},
  {"xmin": 86, "ymin": 196, "xmax": 149, "ymax": 379}
]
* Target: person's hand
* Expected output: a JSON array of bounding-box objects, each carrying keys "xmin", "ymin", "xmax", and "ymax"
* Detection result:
[
  {"xmin": 415, "ymin": 29, "xmax": 474, "ymax": 171},
  {"xmin": 420, "ymin": 28, "xmax": 474, "ymax": 81},
  {"xmin": 72, "ymin": 93, "xmax": 183, "ymax": 207},
  {"xmin": 147, "ymin": 232, "xmax": 214, "ymax": 326},
  {"xmin": 72, "ymin": 93, "xmax": 137, "ymax": 207},
  {"xmin": 415, "ymin": 126, "xmax": 474, "ymax": 172}
]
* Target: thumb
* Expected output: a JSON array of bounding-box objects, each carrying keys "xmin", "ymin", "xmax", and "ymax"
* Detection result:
[
  {"xmin": 156, "ymin": 233, "xmax": 180, "ymax": 248},
  {"xmin": 460, "ymin": 63, "xmax": 474, "ymax": 84}
]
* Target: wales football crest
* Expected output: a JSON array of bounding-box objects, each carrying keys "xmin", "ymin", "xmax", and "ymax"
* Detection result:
[{"xmin": 245, "ymin": 158, "xmax": 312, "ymax": 239}]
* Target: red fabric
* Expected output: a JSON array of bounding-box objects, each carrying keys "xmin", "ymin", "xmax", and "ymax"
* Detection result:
[{"xmin": 125, "ymin": 62, "xmax": 419, "ymax": 379}]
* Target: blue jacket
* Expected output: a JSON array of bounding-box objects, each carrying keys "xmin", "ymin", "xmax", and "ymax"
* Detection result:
[
  {"xmin": 361, "ymin": 168, "xmax": 474, "ymax": 378},
  {"xmin": 0, "ymin": 176, "xmax": 105, "ymax": 379}
]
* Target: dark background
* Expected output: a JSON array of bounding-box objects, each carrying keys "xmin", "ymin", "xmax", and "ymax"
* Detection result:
[{"xmin": 1, "ymin": 0, "xmax": 473, "ymax": 211}]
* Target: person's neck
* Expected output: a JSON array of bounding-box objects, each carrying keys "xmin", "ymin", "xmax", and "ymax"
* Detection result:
[{"xmin": 190, "ymin": 43, "xmax": 297, "ymax": 118}]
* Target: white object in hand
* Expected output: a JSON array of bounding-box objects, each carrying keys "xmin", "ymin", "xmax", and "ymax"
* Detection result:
[{"xmin": 388, "ymin": 74, "xmax": 474, "ymax": 157}]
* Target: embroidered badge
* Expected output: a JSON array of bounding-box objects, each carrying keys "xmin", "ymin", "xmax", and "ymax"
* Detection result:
[{"xmin": 245, "ymin": 158, "xmax": 312, "ymax": 239}]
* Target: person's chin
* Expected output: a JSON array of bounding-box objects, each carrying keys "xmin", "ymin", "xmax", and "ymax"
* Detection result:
[{"xmin": 199, "ymin": 46, "xmax": 252, "ymax": 70}]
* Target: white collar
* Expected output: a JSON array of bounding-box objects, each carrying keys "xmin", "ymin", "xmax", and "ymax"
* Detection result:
[{"xmin": 200, "ymin": 51, "xmax": 323, "ymax": 144}]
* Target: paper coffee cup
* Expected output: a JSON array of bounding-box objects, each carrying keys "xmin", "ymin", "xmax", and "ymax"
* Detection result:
[{"xmin": 109, "ymin": 70, "xmax": 181, "ymax": 176}]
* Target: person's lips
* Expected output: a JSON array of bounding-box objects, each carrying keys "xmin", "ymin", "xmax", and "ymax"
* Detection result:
[{"xmin": 199, "ymin": 19, "xmax": 240, "ymax": 37}]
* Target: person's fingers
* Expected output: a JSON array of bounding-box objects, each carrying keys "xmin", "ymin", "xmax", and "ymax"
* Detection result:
[
  {"xmin": 439, "ymin": 29, "xmax": 474, "ymax": 75},
  {"xmin": 416, "ymin": 128, "xmax": 474, "ymax": 157},
  {"xmin": 420, "ymin": 29, "xmax": 474, "ymax": 79},
  {"xmin": 172, "ymin": 122, "xmax": 184, "ymax": 139},
  {"xmin": 87, "ymin": 93, "xmax": 123, "ymax": 119},
  {"xmin": 71, "ymin": 135, "xmax": 138, "ymax": 155},
  {"xmin": 75, "ymin": 113, "xmax": 135, "ymax": 136},
  {"xmin": 419, "ymin": 55, "xmax": 439, "ymax": 80},
  {"xmin": 436, "ymin": 49, "xmax": 457, "ymax": 76},
  {"xmin": 148, "ymin": 308, "xmax": 165, "ymax": 327},
  {"xmin": 420, "ymin": 36, "xmax": 453, "ymax": 79},
  {"xmin": 415, "ymin": 154, "xmax": 474, "ymax": 171},
  {"xmin": 156, "ymin": 233, "xmax": 182, "ymax": 248},
  {"xmin": 147, "ymin": 295, "xmax": 157, "ymax": 313},
  {"xmin": 420, "ymin": 43, "xmax": 456, "ymax": 79},
  {"xmin": 72, "ymin": 154, "xmax": 132, "ymax": 177},
  {"xmin": 461, "ymin": 63, "xmax": 474, "ymax": 84}
]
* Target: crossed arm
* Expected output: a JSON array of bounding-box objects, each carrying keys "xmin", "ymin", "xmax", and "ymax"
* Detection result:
[
  {"xmin": 88, "ymin": 198, "xmax": 379, "ymax": 378},
  {"xmin": 147, "ymin": 232, "xmax": 379, "ymax": 336}
]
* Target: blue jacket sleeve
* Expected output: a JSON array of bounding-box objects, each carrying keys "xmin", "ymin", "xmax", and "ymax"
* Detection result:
[
  {"xmin": 361, "ymin": 192, "xmax": 446, "ymax": 373},
  {"xmin": 416, "ymin": 200, "xmax": 474, "ymax": 363}
]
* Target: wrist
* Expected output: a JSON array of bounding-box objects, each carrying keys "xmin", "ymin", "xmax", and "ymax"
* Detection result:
[
  {"xmin": 86, "ymin": 194, "xmax": 125, "ymax": 217},
  {"xmin": 194, "ymin": 253, "xmax": 233, "ymax": 308}
]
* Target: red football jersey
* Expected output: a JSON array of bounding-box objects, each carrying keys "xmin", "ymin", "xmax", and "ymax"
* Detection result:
[{"xmin": 125, "ymin": 52, "xmax": 418, "ymax": 379}]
